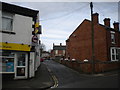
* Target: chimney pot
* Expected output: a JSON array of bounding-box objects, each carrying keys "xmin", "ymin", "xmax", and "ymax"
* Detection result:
[{"xmin": 104, "ymin": 18, "xmax": 111, "ymax": 27}]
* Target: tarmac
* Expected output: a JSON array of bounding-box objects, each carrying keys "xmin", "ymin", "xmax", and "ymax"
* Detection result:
[
  {"xmin": 2, "ymin": 62, "xmax": 54, "ymax": 90},
  {"xmin": 1, "ymin": 60, "xmax": 120, "ymax": 90}
]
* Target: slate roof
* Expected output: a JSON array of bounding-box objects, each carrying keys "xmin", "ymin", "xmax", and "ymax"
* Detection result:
[
  {"xmin": 1, "ymin": 2, "xmax": 39, "ymax": 18},
  {"xmin": 53, "ymin": 45, "xmax": 66, "ymax": 50}
]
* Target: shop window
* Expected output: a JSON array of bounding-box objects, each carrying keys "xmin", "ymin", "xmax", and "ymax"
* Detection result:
[
  {"xmin": 2, "ymin": 12, "xmax": 14, "ymax": 31},
  {"xmin": 1, "ymin": 50, "xmax": 14, "ymax": 73}
]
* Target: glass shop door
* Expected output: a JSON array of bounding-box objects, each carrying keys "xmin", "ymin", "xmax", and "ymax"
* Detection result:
[{"xmin": 14, "ymin": 53, "xmax": 28, "ymax": 79}]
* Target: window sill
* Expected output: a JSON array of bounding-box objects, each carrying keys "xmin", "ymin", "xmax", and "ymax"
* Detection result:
[
  {"xmin": 111, "ymin": 42, "xmax": 116, "ymax": 44},
  {"xmin": 111, "ymin": 60, "xmax": 119, "ymax": 62},
  {"xmin": 0, "ymin": 30, "xmax": 16, "ymax": 34}
]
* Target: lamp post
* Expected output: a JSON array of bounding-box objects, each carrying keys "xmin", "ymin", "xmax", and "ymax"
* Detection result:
[{"xmin": 90, "ymin": 2, "xmax": 95, "ymax": 74}]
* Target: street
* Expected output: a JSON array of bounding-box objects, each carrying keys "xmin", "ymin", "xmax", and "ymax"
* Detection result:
[{"xmin": 44, "ymin": 60, "xmax": 119, "ymax": 88}]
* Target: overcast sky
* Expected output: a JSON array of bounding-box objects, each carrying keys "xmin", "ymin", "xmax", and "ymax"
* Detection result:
[{"xmin": 4, "ymin": 1, "xmax": 119, "ymax": 51}]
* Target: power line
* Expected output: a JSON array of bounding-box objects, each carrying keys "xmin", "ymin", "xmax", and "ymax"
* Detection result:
[{"xmin": 40, "ymin": 3, "xmax": 89, "ymax": 21}]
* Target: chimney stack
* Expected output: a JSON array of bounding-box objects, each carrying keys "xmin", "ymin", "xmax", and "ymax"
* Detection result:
[
  {"xmin": 60, "ymin": 43, "xmax": 62, "ymax": 46},
  {"xmin": 113, "ymin": 22, "xmax": 119, "ymax": 31},
  {"xmin": 92, "ymin": 13, "xmax": 99, "ymax": 25},
  {"xmin": 104, "ymin": 18, "xmax": 111, "ymax": 27}
]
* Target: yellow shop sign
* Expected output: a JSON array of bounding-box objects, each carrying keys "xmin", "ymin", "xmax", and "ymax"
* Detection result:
[{"xmin": 0, "ymin": 42, "xmax": 31, "ymax": 51}]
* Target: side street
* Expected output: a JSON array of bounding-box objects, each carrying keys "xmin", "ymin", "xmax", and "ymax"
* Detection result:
[{"xmin": 0, "ymin": 1, "xmax": 120, "ymax": 90}]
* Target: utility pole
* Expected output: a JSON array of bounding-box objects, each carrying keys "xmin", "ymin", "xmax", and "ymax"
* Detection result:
[{"xmin": 90, "ymin": 2, "xmax": 95, "ymax": 74}]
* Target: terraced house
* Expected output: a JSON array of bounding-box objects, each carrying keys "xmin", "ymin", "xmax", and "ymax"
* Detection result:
[
  {"xmin": 65, "ymin": 13, "xmax": 120, "ymax": 73},
  {"xmin": 0, "ymin": 2, "xmax": 42, "ymax": 79}
]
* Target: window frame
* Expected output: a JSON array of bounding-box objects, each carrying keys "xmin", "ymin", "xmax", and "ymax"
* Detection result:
[
  {"xmin": 110, "ymin": 31, "xmax": 115, "ymax": 44},
  {"xmin": 1, "ymin": 12, "xmax": 14, "ymax": 32},
  {"xmin": 110, "ymin": 47, "xmax": 120, "ymax": 61}
]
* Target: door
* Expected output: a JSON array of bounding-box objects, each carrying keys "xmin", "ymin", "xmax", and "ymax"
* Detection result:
[{"xmin": 14, "ymin": 53, "xmax": 28, "ymax": 79}]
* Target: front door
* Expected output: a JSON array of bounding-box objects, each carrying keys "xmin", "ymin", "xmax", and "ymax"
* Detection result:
[{"xmin": 14, "ymin": 53, "xmax": 28, "ymax": 79}]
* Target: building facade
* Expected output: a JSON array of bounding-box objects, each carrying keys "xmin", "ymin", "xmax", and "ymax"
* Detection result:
[
  {"xmin": 51, "ymin": 43, "xmax": 66, "ymax": 60},
  {"xmin": 65, "ymin": 13, "xmax": 120, "ymax": 73},
  {"xmin": 0, "ymin": 2, "xmax": 41, "ymax": 79}
]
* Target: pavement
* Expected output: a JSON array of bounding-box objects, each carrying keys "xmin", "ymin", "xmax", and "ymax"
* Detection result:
[{"xmin": 2, "ymin": 62, "xmax": 54, "ymax": 90}]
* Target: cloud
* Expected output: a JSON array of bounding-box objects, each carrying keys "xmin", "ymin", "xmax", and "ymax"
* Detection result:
[
  {"xmin": 5, "ymin": 2, "xmax": 119, "ymax": 50},
  {"xmin": 3, "ymin": 0, "xmax": 120, "ymax": 2}
]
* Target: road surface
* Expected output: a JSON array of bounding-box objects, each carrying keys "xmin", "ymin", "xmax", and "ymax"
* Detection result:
[{"xmin": 43, "ymin": 60, "xmax": 119, "ymax": 88}]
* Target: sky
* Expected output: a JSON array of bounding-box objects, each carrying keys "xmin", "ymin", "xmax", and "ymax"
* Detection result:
[{"xmin": 2, "ymin": 1, "xmax": 119, "ymax": 51}]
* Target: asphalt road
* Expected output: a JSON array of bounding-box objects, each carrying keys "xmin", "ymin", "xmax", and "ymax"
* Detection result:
[{"xmin": 43, "ymin": 60, "xmax": 119, "ymax": 89}]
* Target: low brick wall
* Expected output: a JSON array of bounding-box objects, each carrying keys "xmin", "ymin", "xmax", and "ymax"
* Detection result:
[
  {"xmin": 61, "ymin": 60, "xmax": 120, "ymax": 73},
  {"xmin": 95, "ymin": 61, "xmax": 120, "ymax": 72}
]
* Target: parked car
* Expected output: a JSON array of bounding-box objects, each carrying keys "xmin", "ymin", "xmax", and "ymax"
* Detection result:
[{"xmin": 40, "ymin": 58, "xmax": 44, "ymax": 62}]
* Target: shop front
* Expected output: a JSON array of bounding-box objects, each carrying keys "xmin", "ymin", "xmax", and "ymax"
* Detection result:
[{"xmin": 0, "ymin": 42, "xmax": 31, "ymax": 79}]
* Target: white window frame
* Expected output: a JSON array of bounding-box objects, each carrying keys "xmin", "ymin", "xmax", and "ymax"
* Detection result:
[
  {"xmin": 2, "ymin": 12, "xmax": 14, "ymax": 32},
  {"xmin": 110, "ymin": 31, "xmax": 115, "ymax": 44},
  {"xmin": 110, "ymin": 47, "xmax": 120, "ymax": 61},
  {"xmin": 55, "ymin": 50, "xmax": 58, "ymax": 55},
  {"xmin": 63, "ymin": 50, "xmax": 65, "ymax": 55}
]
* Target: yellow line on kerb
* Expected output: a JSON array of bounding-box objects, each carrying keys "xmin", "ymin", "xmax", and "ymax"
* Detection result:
[
  {"xmin": 51, "ymin": 75, "xmax": 58, "ymax": 88},
  {"xmin": 46, "ymin": 67, "xmax": 58, "ymax": 88}
]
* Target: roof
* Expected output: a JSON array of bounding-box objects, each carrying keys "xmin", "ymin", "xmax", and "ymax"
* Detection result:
[
  {"xmin": 53, "ymin": 45, "xmax": 66, "ymax": 50},
  {"xmin": 68, "ymin": 19, "xmax": 120, "ymax": 39},
  {"xmin": 1, "ymin": 2, "xmax": 39, "ymax": 18}
]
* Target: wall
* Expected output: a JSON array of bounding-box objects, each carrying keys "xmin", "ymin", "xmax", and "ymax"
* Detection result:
[
  {"xmin": 66, "ymin": 20, "xmax": 108, "ymax": 62},
  {"xmin": 0, "ymin": 11, "xmax": 2, "ymax": 43},
  {"xmin": 61, "ymin": 60, "xmax": 120, "ymax": 73},
  {"xmin": 1, "ymin": 13, "xmax": 33, "ymax": 45}
]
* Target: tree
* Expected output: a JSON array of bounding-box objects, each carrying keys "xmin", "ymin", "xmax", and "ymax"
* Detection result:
[{"xmin": 40, "ymin": 43, "xmax": 46, "ymax": 56}]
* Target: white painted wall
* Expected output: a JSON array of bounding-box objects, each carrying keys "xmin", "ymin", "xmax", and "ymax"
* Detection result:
[
  {"xmin": 1, "ymin": 13, "xmax": 33, "ymax": 45},
  {"xmin": 34, "ymin": 44, "xmax": 40, "ymax": 71},
  {"xmin": 0, "ymin": 11, "xmax": 2, "ymax": 43}
]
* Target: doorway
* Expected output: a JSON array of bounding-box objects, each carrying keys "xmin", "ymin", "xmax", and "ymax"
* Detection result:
[{"xmin": 14, "ymin": 52, "xmax": 28, "ymax": 79}]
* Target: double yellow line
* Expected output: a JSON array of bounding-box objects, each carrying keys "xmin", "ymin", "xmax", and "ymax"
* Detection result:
[
  {"xmin": 47, "ymin": 68, "xmax": 58, "ymax": 88},
  {"xmin": 51, "ymin": 75, "xmax": 58, "ymax": 88}
]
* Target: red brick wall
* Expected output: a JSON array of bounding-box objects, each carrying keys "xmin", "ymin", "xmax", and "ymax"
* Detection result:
[
  {"xmin": 52, "ymin": 50, "xmax": 65, "ymax": 58},
  {"xmin": 66, "ymin": 20, "xmax": 108, "ymax": 62},
  {"xmin": 65, "ymin": 18, "xmax": 120, "ymax": 73},
  {"xmin": 61, "ymin": 60, "xmax": 120, "ymax": 73}
]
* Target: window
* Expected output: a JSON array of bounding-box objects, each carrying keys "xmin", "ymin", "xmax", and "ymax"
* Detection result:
[
  {"xmin": 110, "ymin": 31, "xmax": 115, "ymax": 44},
  {"xmin": 0, "ymin": 50, "xmax": 14, "ymax": 73},
  {"xmin": 111, "ymin": 47, "xmax": 120, "ymax": 61},
  {"xmin": 2, "ymin": 12, "xmax": 14, "ymax": 31},
  {"xmin": 55, "ymin": 50, "xmax": 58, "ymax": 55},
  {"xmin": 63, "ymin": 50, "xmax": 65, "ymax": 55}
]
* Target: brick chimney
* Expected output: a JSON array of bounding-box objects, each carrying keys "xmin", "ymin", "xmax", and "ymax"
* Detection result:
[
  {"xmin": 113, "ymin": 22, "xmax": 119, "ymax": 31},
  {"xmin": 104, "ymin": 18, "xmax": 111, "ymax": 27},
  {"xmin": 60, "ymin": 43, "xmax": 62, "ymax": 46},
  {"xmin": 92, "ymin": 13, "xmax": 99, "ymax": 25}
]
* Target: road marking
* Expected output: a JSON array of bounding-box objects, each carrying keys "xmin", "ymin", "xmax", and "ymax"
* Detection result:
[
  {"xmin": 45, "ymin": 65, "xmax": 58, "ymax": 88},
  {"xmin": 51, "ymin": 75, "xmax": 58, "ymax": 88}
]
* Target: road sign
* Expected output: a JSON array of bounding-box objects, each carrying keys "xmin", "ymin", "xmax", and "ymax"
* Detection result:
[{"xmin": 32, "ymin": 35, "xmax": 38, "ymax": 43}]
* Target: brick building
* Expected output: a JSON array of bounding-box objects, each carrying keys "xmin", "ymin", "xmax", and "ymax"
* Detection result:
[
  {"xmin": 65, "ymin": 13, "xmax": 120, "ymax": 73},
  {"xmin": 51, "ymin": 43, "xmax": 66, "ymax": 60}
]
